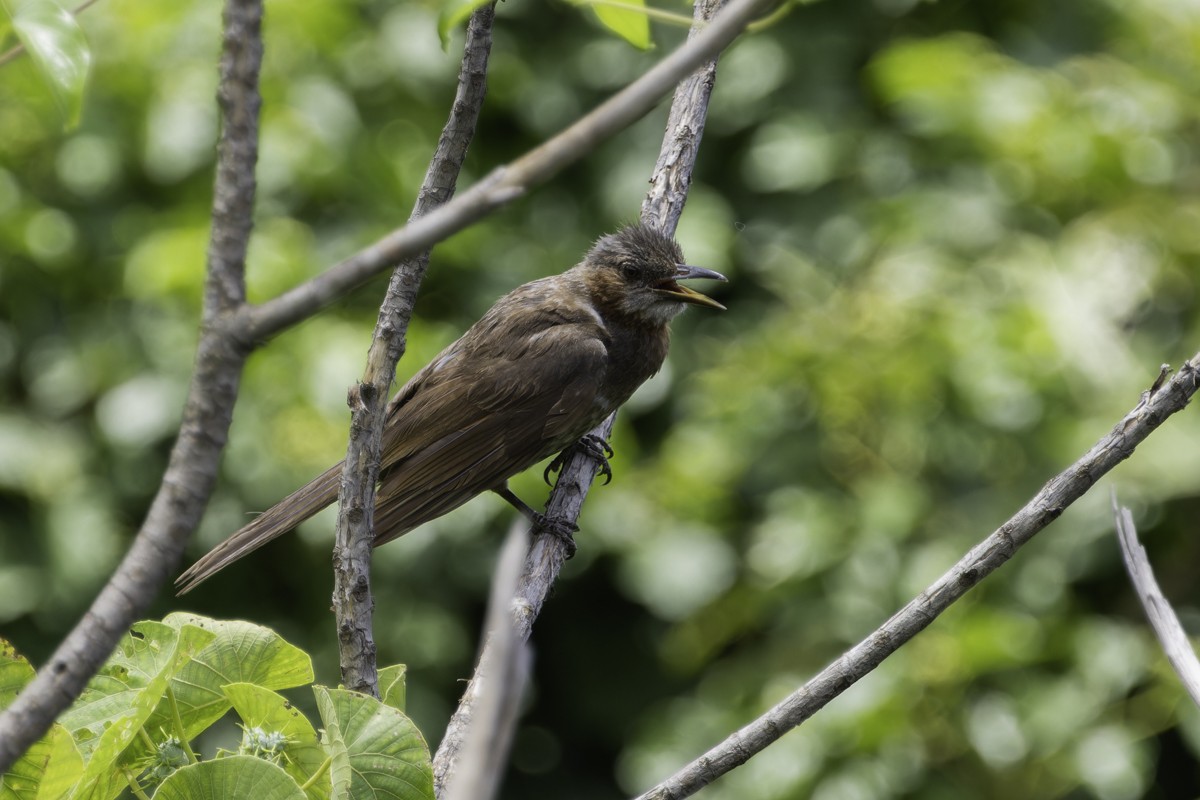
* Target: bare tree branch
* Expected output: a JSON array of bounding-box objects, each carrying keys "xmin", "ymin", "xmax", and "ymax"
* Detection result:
[
  {"xmin": 1113, "ymin": 491, "xmax": 1200, "ymax": 709},
  {"xmin": 641, "ymin": 0, "xmax": 725, "ymax": 235},
  {"xmin": 441, "ymin": 522, "xmax": 533, "ymax": 800},
  {"xmin": 0, "ymin": 0, "xmax": 263, "ymax": 772},
  {"xmin": 631, "ymin": 357, "xmax": 1200, "ymax": 800},
  {"xmin": 236, "ymin": 0, "xmax": 775, "ymax": 343},
  {"xmin": 333, "ymin": 2, "xmax": 496, "ymax": 699},
  {"xmin": 431, "ymin": 0, "xmax": 728, "ymax": 791}
]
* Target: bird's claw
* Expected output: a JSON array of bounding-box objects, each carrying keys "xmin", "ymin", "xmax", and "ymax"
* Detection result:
[
  {"xmin": 533, "ymin": 512, "xmax": 578, "ymax": 558},
  {"xmin": 543, "ymin": 434, "xmax": 615, "ymax": 486}
]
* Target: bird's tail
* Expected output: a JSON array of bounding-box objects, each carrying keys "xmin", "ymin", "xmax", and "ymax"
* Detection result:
[{"xmin": 175, "ymin": 462, "xmax": 343, "ymax": 595}]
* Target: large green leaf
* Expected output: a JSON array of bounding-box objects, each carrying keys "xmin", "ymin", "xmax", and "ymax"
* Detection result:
[
  {"xmin": 31, "ymin": 726, "xmax": 84, "ymax": 800},
  {"xmin": 224, "ymin": 683, "xmax": 329, "ymax": 800},
  {"xmin": 314, "ymin": 687, "xmax": 433, "ymax": 800},
  {"xmin": 9, "ymin": 0, "xmax": 91, "ymax": 126},
  {"xmin": 153, "ymin": 756, "xmax": 305, "ymax": 800},
  {"xmin": 1, "ymin": 724, "xmax": 84, "ymax": 800},
  {"xmin": 57, "ymin": 622, "xmax": 214, "ymax": 800},
  {"xmin": 151, "ymin": 613, "xmax": 314, "ymax": 741}
]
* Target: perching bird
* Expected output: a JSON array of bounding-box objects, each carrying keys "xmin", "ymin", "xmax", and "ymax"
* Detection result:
[{"xmin": 176, "ymin": 224, "xmax": 725, "ymax": 593}]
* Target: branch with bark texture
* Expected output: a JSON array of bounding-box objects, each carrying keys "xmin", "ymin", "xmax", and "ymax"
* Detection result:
[
  {"xmin": 632, "ymin": 357, "xmax": 1200, "ymax": 800},
  {"xmin": 333, "ymin": 2, "xmax": 496, "ymax": 699},
  {"xmin": 1113, "ymin": 492, "xmax": 1200, "ymax": 709},
  {"xmin": 431, "ymin": 0, "xmax": 727, "ymax": 792},
  {"xmin": 0, "ymin": 0, "xmax": 264, "ymax": 772}
]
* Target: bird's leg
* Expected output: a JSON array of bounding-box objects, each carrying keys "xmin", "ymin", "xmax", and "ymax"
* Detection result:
[
  {"xmin": 492, "ymin": 484, "xmax": 578, "ymax": 558},
  {"xmin": 543, "ymin": 433, "xmax": 615, "ymax": 486}
]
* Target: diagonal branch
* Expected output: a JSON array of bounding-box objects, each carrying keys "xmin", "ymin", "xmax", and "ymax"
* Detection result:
[
  {"xmin": 0, "ymin": 0, "xmax": 263, "ymax": 773},
  {"xmin": 1113, "ymin": 492, "xmax": 1200, "ymax": 709},
  {"xmin": 430, "ymin": 0, "xmax": 729, "ymax": 792},
  {"xmin": 236, "ymin": 0, "xmax": 775, "ymax": 343},
  {"xmin": 632, "ymin": 356, "xmax": 1200, "ymax": 800},
  {"xmin": 333, "ymin": 2, "xmax": 496, "ymax": 698}
]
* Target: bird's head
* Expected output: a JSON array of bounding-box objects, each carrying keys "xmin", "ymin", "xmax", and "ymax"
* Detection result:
[{"xmin": 580, "ymin": 224, "xmax": 727, "ymax": 325}]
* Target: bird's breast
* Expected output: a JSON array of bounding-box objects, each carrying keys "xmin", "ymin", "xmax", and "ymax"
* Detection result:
[{"xmin": 595, "ymin": 323, "xmax": 671, "ymax": 411}]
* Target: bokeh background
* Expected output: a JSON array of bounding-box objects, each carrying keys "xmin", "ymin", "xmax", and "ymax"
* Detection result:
[{"xmin": 4, "ymin": 0, "xmax": 1200, "ymax": 796}]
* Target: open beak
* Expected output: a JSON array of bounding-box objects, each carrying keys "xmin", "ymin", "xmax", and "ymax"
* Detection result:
[{"xmin": 654, "ymin": 264, "xmax": 728, "ymax": 310}]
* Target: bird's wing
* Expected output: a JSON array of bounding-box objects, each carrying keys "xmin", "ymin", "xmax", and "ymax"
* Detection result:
[{"xmin": 371, "ymin": 321, "xmax": 610, "ymax": 543}]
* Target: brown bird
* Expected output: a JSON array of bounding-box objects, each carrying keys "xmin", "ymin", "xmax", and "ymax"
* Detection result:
[{"xmin": 176, "ymin": 224, "xmax": 725, "ymax": 594}]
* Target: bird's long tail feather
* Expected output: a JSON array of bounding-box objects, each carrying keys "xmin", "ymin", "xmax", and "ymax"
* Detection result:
[{"xmin": 175, "ymin": 462, "xmax": 343, "ymax": 594}]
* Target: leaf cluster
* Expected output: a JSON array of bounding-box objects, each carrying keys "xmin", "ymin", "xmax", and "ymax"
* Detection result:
[{"xmin": 0, "ymin": 614, "xmax": 429, "ymax": 800}]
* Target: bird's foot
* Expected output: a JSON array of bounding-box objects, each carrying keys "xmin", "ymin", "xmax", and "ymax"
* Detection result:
[
  {"xmin": 532, "ymin": 513, "xmax": 578, "ymax": 559},
  {"xmin": 492, "ymin": 484, "xmax": 579, "ymax": 559},
  {"xmin": 543, "ymin": 434, "xmax": 615, "ymax": 486}
]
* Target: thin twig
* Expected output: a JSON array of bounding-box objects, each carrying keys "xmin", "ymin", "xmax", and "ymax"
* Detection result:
[
  {"xmin": 1113, "ymin": 492, "xmax": 1200, "ymax": 708},
  {"xmin": 430, "ymin": 0, "xmax": 728, "ymax": 792},
  {"xmin": 236, "ymin": 0, "xmax": 775, "ymax": 342},
  {"xmin": 332, "ymin": 2, "xmax": 496, "ymax": 699},
  {"xmin": 632, "ymin": 357, "xmax": 1200, "ymax": 800},
  {"xmin": 0, "ymin": 0, "xmax": 263, "ymax": 773}
]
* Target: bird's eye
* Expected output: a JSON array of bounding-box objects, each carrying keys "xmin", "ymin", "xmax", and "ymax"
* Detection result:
[{"xmin": 621, "ymin": 263, "xmax": 639, "ymax": 279}]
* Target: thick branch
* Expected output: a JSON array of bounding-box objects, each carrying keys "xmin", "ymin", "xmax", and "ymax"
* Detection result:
[
  {"xmin": 237, "ymin": 0, "xmax": 774, "ymax": 342},
  {"xmin": 632, "ymin": 357, "xmax": 1200, "ymax": 800},
  {"xmin": 0, "ymin": 0, "xmax": 262, "ymax": 773},
  {"xmin": 431, "ymin": 0, "xmax": 728, "ymax": 791},
  {"xmin": 333, "ymin": 3, "xmax": 495, "ymax": 698}
]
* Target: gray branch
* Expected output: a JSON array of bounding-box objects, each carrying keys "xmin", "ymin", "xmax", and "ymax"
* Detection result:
[
  {"xmin": 441, "ymin": 522, "xmax": 533, "ymax": 800},
  {"xmin": 332, "ymin": 2, "xmax": 496, "ymax": 699},
  {"xmin": 0, "ymin": 0, "xmax": 263, "ymax": 773},
  {"xmin": 632, "ymin": 356, "xmax": 1200, "ymax": 800},
  {"xmin": 1113, "ymin": 491, "xmax": 1200, "ymax": 708},
  {"xmin": 431, "ymin": 0, "xmax": 730, "ymax": 793}
]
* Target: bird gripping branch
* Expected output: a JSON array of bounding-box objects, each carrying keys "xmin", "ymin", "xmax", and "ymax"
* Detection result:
[{"xmin": 177, "ymin": 224, "xmax": 725, "ymax": 594}]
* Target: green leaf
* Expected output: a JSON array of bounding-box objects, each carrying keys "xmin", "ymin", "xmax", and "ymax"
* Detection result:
[
  {"xmin": 152, "ymin": 613, "xmax": 314, "ymax": 741},
  {"xmin": 378, "ymin": 664, "xmax": 407, "ymax": 713},
  {"xmin": 153, "ymin": 756, "xmax": 306, "ymax": 800},
  {"xmin": 1, "ymin": 724, "xmax": 84, "ymax": 800},
  {"xmin": 435, "ymin": 0, "xmax": 491, "ymax": 50},
  {"xmin": 10, "ymin": 0, "xmax": 91, "ymax": 127},
  {"xmin": 590, "ymin": 0, "xmax": 651, "ymax": 50},
  {"xmin": 32, "ymin": 726, "xmax": 84, "ymax": 800},
  {"xmin": 0, "ymin": 643, "xmax": 82, "ymax": 800},
  {"xmin": 223, "ymin": 683, "xmax": 329, "ymax": 800},
  {"xmin": 314, "ymin": 686, "xmax": 433, "ymax": 800},
  {"xmin": 57, "ymin": 622, "xmax": 214, "ymax": 800},
  {"xmin": 0, "ymin": 640, "xmax": 35, "ymax": 709}
]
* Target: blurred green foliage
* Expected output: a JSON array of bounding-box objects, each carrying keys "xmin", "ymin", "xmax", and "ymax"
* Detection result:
[{"xmin": 3, "ymin": 0, "xmax": 1200, "ymax": 798}]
